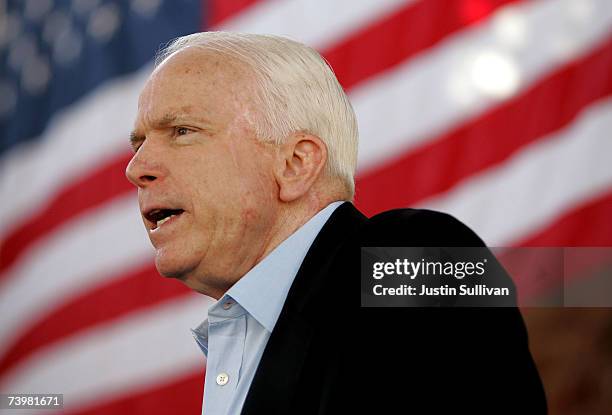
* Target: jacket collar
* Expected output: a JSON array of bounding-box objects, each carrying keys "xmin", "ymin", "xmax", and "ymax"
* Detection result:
[{"xmin": 240, "ymin": 202, "xmax": 367, "ymax": 414}]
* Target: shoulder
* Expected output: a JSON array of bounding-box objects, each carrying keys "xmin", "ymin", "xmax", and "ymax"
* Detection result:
[{"xmin": 360, "ymin": 207, "xmax": 486, "ymax": 247}]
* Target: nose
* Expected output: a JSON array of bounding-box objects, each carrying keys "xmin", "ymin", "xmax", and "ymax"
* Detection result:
[{"xmin": 125, "ymin": 143, "xmax": 163, "ymax": 188}]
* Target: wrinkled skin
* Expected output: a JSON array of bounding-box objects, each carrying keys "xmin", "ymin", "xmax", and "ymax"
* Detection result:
[{"xmin": 126, "ymin": 48, "xmax": 285, "ymax": 298}]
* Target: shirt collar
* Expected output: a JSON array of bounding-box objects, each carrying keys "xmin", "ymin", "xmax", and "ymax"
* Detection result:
[{"xmin": 223, "ymin": 201, "xmax": 344, "ymax": 332}]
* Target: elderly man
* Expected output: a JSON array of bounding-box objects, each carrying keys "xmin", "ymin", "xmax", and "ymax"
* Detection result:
[{"xmin": 126, "ymin": 32, "xmax": 546, "ymax": 414}]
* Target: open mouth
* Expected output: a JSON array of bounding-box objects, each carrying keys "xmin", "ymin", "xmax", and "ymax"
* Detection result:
[{"xmin": 144, "ymin": 208, "xmax": 185, "ymax": 230}]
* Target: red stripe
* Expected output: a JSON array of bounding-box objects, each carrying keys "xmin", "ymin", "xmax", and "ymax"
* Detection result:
[
  {"xmin": 326, "ymin": 0, "xmax": 518, "ymax": 90},
  {"xmin": 0, "ymin": 263, "xmax": 191, "ymax": 380},
  {"xmin": 65, "ymin": 371, "xmax": 204, "ymax": 415},
  {"xmin": 355, "ymin": 35, "xmax": 612, "ymax": 216},
  {"xmin": 499, "ymin": 191, "xmax": 612, "ymax": 302},
  {"xmin": 516, "ymin": 191, "xmax": 612, "ymax": 247},
  {"xmin": 208, "ymin": 0, "xmax": 262, "ymax": 27},
  {"xmin": 0, "ymin": 152, "xmax": 134, "ymax": 277}
]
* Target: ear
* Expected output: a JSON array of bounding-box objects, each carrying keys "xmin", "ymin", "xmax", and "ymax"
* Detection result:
[{"xmin": 274, "ymin": 133, "xmax": 327, "ymax": 202}]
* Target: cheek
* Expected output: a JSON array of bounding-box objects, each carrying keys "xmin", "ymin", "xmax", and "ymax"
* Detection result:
[
  {"xmin": 241, "ymin": 207, "xmax": 259, "ymax": 226},
  {"xmin": 185, "ymin": 144, "xmax": 277, "ymax": 218},
  {"xmin": 231, "ymin": 169, "xmax": 277, "ymax": 232},
  {"xmin": 187, "ymin": 170, "xmax": 255, "ymax": 227},
  {"xmin": 228, "ymin": 154, "xmax": 276, "ymax": 202},
  {"xmin": 240, "ymin": 171, "xmax": 277, "ymax": 213}
]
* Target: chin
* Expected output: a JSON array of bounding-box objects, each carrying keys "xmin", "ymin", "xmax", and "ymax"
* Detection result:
[
  {"xmin": 154, "ymin": 250, "xmax": 195, "ymax": 281},
  {"xmin": 155, "ymin": 258, "xmax": 218, "ymax": 297}
]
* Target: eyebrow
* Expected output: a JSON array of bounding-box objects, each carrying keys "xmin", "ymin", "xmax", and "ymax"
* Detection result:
[
  {"xmin": 129, "ymin": 113, "xmax": 188, "ymax": 148},
  {"xmin": 159, "ymin": 111, "xmax": 217, "ymax": 127},
  {"xmin": 129, "ymin": 131, "xmax": 143, "ymax": 150},
  {"xmin": 129, "ymin": 112, "xmax": 216, "ymax": 149},
  {"xmin": 157, "ymin": 113, "xmax": 184, "ymax": 126}
]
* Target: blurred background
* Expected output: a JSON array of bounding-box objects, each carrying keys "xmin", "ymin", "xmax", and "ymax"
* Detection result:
[{"xmin": 1, "ymin": 0, "xmax": 611, "ymax": 414}]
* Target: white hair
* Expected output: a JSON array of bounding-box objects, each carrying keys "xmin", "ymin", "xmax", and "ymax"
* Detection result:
[{"xmin": 155, "ymin": 31, "xmax": 358, "ymax": 199}]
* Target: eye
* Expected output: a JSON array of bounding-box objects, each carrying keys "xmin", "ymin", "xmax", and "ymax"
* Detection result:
[
  {"xmin": 175, "ymin": 126, "xmax": 191, "ymax": 136},
  {"xmin": 129, "ymin": 136, "xmax": 144, "ymax": 153}
]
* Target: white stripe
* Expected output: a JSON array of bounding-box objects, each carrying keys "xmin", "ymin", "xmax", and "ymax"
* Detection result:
[
  {"xmin": 0, "ymin": 294, "xmax": 211, "ymax": 413},
  {"xmin": 4, "ymin": 0, "xmax": 611, "ymax": 237},
  {"xmin": 418, "ymin": 97, "xmax": 612, "ymax": 246},
  {"xmin": 0, "ymin": 64, "xmax": 150, "ymax": 238},
  {"xmin": 353, "ymin": 0, "xmax": 612, "ymax": 172},
  {"xmin": 218, "ymin": 0, "xmax": 412, "ymax": 50},
  {"xmin": 0, "ymin": 194, "xmax": 152, "ymax": 356}
]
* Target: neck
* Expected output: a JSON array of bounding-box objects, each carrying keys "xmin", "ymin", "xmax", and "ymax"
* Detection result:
[
  {"xmin": 199, "ymin": 187, "xmax": 347, "ymax": 299},
  {"xmin": 255, "ymin": 193, "xmax": 340, "ymax": 265}
]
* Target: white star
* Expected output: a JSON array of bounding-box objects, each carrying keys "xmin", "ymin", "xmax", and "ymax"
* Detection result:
[
  {"xmin": 0, "ymin": 80, "xmax": 18, "ymax": 119},
  {"xmin": 43, "ymin": 10, "xmax": 71, "ymax": 46},
  {"xmin": 131, "ymin": 0, "xmax": 162, "ymax": 19},
  {"xmin": 53, "ymin": 25, "xmax": 83, "ymax": 65},
  {"xmin": 25, "ymin": 0, "xmax": 53, "ymax": 22},
  {"xmin": 0, "ymin": 13, "xmax": 23, "ymax": 51},
  {"xmin": 88, "ymin": 3, "xmax": 121, "ymax": 43},
  {"xmin": 8, "ymin": 34, "xmax": 37, "ymax": 71},
  {"xmin": 72, "ymin": 0, "xmax": 102, "ymax": 17},
  {"xmin": 22, "ymin": 55, "xmax": 52, "ymax": 95}
]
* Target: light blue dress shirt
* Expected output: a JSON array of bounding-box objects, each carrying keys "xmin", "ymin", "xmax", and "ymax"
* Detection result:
[{"xmin": 191, "ymin": 201, "xmax": 343, "ymax": 415}]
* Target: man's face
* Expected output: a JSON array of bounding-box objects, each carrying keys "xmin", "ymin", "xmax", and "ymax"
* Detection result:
[{"xmin": 126, "ymin": 48, "xmax": 280, "ymax": 297}]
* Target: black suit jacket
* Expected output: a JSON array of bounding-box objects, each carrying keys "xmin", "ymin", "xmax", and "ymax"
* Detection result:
[{"xmin": 241, "ymin": 202, "xmax": 547, "ymax": 414}]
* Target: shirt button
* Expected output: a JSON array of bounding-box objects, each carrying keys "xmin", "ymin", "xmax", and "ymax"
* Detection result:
[
  {"xmin": 222, "ymin": 300, "xmax": 234, "ymax": 310},
  {"xmin": 216, "ymin": 372, "xmax": 230, "ymax": 386}
]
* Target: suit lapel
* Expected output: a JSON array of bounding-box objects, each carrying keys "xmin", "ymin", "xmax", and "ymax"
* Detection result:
[
  {"xmin": 239, "ymin": 305, "xmax": 314, "ymax": 415},
  {"xmin": 240, "ymin": 202, "xmax": 366, "ymax": 414}
]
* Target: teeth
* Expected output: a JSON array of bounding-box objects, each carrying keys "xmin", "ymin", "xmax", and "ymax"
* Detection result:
[{"xmin": 157, "ymin": 215, "xmax": 174, "ymax": 227}]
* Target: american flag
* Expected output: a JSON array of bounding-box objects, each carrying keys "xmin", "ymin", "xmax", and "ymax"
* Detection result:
[{"xmin": 1, "ymin": 0, "xmax": 611, "ymax": 414}]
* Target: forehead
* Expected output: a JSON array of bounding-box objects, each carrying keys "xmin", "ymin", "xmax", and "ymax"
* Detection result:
[{"xmin": 137, "ymin": 48, "xmax": 255, "ymax": 125}]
